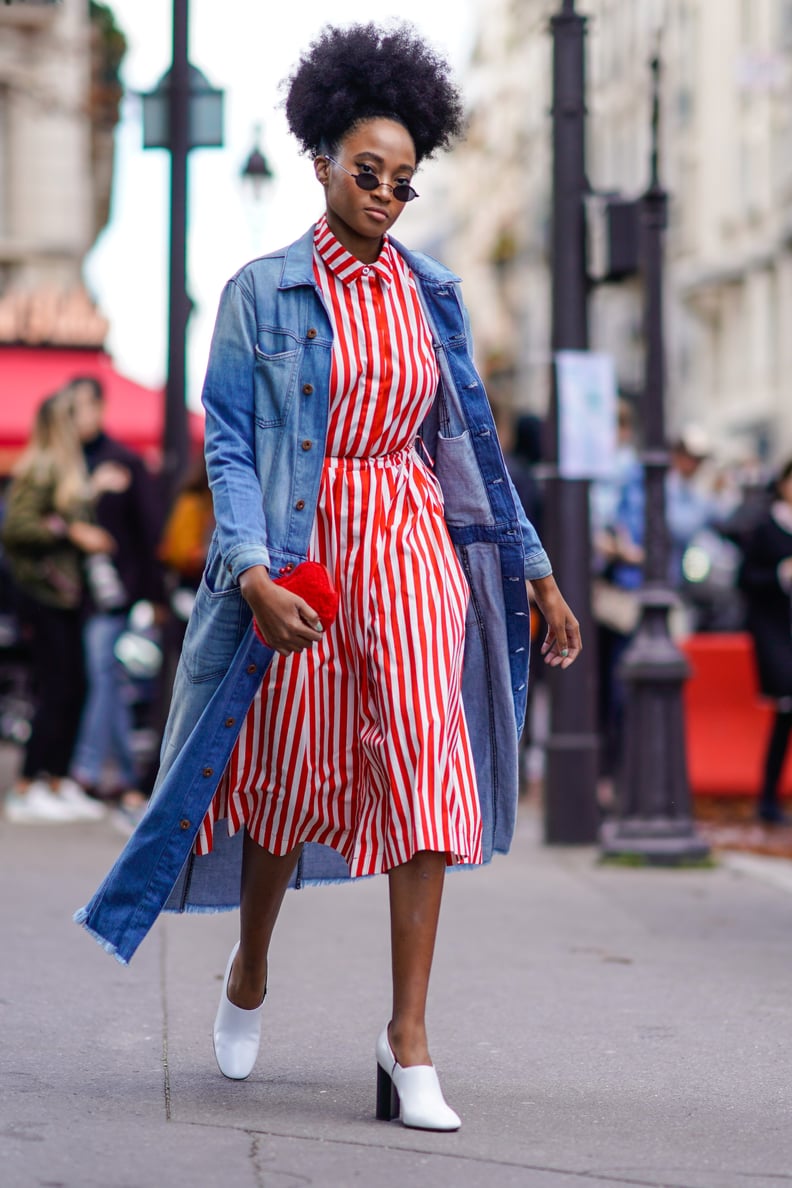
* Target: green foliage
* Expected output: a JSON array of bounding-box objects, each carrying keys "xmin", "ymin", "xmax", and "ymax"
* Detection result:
[{"xmin": 599, "ymin": 852, "xmax": 718, "ymax": 870}]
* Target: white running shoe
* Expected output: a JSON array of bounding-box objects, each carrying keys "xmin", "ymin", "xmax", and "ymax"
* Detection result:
[
  {"xmin": 57, "ymin": 777, "xmax": 107, "ymax": 820},
  {"xmin": 4, "ymin": 781, "xmax": 81, "ymax": 824}
]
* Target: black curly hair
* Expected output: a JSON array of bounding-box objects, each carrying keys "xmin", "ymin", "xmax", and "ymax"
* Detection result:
[{"xmin": 283, "ymin": 22, "xmax": 465, "ymax": 164}]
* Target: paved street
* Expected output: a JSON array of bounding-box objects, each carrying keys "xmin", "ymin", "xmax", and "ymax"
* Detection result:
[{"xmin": 2, "ymin": 739, "xmax": 792, "ymax": 1188}]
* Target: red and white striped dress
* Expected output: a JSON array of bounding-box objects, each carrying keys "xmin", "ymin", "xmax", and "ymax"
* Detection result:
[{"xmin": 195, "ymin": 216, "xmax": 482, "ymax": 875}]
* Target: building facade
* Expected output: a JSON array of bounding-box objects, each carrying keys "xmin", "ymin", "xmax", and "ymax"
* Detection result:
[
  {"xmin": 0, "ymin": 0, "xmax": 124, "ymax": 346},
  {"xmin": 431, "ymin": 0, "xmax": 792, "ymax": 463}
]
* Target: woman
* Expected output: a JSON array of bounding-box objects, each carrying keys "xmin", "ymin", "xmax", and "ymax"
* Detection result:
[
  {"xmin": 76, "ymin": 23, "xmax": 580, "ymax": 1131},
  {"xmin": 2, "ymin": 390, "xmax": 117, "ymax": 823},
  {"xmin": 739, "ymin": 458, "xmax": 792, "ymax": 824}
]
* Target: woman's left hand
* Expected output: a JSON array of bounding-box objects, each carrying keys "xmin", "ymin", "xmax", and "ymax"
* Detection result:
[{"xmin": 527, "ymin": 575, "xmax": 581, "ymax": 670}]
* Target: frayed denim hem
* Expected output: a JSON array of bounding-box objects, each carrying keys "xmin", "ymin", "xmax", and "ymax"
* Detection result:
[
  {"xmin": 164, "ymin": 902, "xmax": 237, "ymax": 915},
  {"xmin": 73, "ymin": 908, "xmax": 129, "ymax": 966},
  {"xmin": 295, "ymin": 872, "xmax": 374, "ymax": 889}
]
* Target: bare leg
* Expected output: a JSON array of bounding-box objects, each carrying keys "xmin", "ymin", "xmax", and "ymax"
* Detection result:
[
  {"xmin": 226, "ymin": 830, "xmax": 302, "ymax": 1009},
  {"xmin": 387, "ymin": 849, "xmax": 447, "ymax": 1067}
]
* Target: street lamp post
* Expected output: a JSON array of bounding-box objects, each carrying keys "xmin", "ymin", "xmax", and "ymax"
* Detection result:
[
  {"xmin": 599, "ymin": 52, "xmax": 709, "ymax": 863},
  {"xmin": 544, "ymin": 0, "xmax": 600, "ymax": 844},
  {"xmin": 164, "ymin": 0, "xmax": 189, "ymax": 498},
  {"xmin": 141, "ymin": 0, "xmax": 223, "ymax": 500}
]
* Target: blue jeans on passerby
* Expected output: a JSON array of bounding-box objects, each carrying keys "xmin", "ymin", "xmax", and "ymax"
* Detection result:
[{"xmin": 71, "ymin": 612, "xmax": 138, "ymax": 791}]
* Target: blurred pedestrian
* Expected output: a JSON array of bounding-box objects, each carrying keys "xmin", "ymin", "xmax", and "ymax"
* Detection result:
[
  {"xmin": 590, "ymin": 398, "xmax": 644, "ymax": 781},
  {"xmin": 738, "ymin": 458, "xmax": 792, "ymax": 825},
  {"xmin": 67, "ymin": 376, "xmax": 167, "ymax": 822},
  {"xmin": 141, "ymin": 455, "xmax": 215, "ymax": 800},
  {"xmin": 158, "ymin": 454, "xmax": 214, "ymax": 589},
  {"xmin": 590, "ymin": 396, "xmax": 640, "ymax": 544},
  {"xmin": 76, "ymin": 21, "xmax": 580, "ymax": 1133},
  {"xmin": 156, "ymin": 454, "xmax": 214, "ymax": 690},
  {"xmin": 1, "ymin": 390, "xmax": 115, "ymax": 823},
  {"xmin": 666, "ymin": 425, "xmax": 725, "ymax": 591}
]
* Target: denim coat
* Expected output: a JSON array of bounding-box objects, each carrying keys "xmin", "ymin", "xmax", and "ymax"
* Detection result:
[{"xmin": 75, "ymin": 226, "xmax": 551, "ymax": 965}]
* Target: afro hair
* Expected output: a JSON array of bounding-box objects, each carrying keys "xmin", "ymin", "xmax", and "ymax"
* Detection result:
[{"xmin": 283, "ymin": 21, "xmax": 465, "ymax": 163}]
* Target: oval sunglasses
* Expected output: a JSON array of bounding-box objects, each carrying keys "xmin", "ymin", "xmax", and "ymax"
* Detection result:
[{"xmin": 325, "ymin": 156, "xmax": 419, "ymax": 203}]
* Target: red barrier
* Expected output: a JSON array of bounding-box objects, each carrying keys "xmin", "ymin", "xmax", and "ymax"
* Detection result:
[{"xmin": 681, "ymin": 633, "xmax": 792, "ymax": 796}]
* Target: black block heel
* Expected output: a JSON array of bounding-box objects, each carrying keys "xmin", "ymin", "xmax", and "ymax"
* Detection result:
[{"xmin": 376, "ymin": 1063, "xmax": 400, "ymax": 1121}]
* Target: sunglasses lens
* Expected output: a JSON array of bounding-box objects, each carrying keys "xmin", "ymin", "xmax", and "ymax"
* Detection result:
[{"xmin": 348, "ymin": 166, "xmax": 418, "ymax": 203}]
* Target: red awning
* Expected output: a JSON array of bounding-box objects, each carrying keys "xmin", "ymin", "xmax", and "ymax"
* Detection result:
[{"xmin": 0, "ymin": 346, "xmax": 204, "ymax": 473}]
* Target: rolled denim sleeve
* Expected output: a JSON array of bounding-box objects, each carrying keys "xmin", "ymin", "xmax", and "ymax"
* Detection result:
[
  {"xmin": 201, "ymin": 277, "xmax": 271, "ymax": 580},
  {"xmin": 506, "ymin": 469, "xmax": 552, "ymax": 579}
]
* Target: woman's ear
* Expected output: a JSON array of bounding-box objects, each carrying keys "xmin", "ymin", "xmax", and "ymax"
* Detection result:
[{"xmin": 314, "ymin": 156, "xmax": 330, "ymax": 187}]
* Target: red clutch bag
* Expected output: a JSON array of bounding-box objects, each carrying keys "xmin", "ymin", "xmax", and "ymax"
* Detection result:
[{"xmin": 252, "ymin": 560, "xmax": 339, "ymax": 646}]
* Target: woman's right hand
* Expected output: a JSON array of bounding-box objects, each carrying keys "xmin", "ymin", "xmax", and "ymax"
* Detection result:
[
  {"xmin": 239, "ymin": 565, "xmax": 324, "ymax": 657},
  {"xmin": 67, "ymin": 521, "xmax": 116, "ymax": 555}
]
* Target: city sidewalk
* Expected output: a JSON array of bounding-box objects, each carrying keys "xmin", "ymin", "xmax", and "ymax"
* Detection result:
[{"xmin": 2, "ymin": 749, "xmax": 792, "ymax": 1187}]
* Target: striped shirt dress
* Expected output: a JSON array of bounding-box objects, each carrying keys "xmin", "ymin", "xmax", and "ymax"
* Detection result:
[{"xmin": 195, "ymin": 216, "xmax": 482, "ymax": 875}]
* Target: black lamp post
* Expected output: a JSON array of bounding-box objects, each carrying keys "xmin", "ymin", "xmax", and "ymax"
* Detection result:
[
  {"xmin": 599, "ymin": 52, "xmax": 709, "ymax": 863},
  {"xmin": 543, "ymin": 0, "xmax": 600, "ymax": 844},
  {"xmin": 141, "ymin": 0, "xmax": 224, "ymax": 499}
]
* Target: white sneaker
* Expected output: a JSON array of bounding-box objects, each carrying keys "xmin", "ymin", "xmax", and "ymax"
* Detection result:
[
  {"xmin": 57, "ymin": 777, "xmax": 106, "ymax": 820},
  {"xmin": 4, "ymin": 781, "xmax": 81, "ymax": 824}
]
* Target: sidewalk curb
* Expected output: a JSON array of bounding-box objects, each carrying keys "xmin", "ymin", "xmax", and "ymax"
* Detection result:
[{"xmin": 721, "ymin": 849, "xmax": 792, "ymax": 894}]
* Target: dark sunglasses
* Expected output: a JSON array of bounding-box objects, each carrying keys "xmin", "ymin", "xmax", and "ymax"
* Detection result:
[{"xmin": 326, "ymin": 156, "xmax": 419, "ymax": 203}]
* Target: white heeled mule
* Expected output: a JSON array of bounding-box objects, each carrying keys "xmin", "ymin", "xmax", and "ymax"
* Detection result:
[
  {"xmin": 375, "ymin": 1026, "xmax": 461, "ymax": 1131},
  {"xmin": 212, "ymin": 942, "xmax": 265, "ymax": 1080}
]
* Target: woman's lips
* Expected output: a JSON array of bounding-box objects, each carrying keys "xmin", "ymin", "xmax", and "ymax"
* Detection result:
[{"xmin": 364, "ymin": 208, "xmax": 388, "ymax": 223}]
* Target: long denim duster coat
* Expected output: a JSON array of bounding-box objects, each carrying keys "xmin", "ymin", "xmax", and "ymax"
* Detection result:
[{"xmin": 75, "ymin": 227, "xmax": 552, "ymax": 965}]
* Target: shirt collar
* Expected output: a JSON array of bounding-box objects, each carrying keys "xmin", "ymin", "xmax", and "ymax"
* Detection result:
[{"xmin": 314, "ymin": 214, "xmax": 395, "ymax": 287}]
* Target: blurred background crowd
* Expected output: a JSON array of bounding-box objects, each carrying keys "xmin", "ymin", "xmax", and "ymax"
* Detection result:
[{"xmin": 1, "ymin": 0, "xmax": 791, "ymax": 834}]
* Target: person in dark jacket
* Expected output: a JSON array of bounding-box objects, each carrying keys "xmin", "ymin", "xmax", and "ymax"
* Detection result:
[
  {"xmin": 739, "ymin": 457, "xmax": 792, "ymax": 824},
  {"xmin": 67, "ymin": 376, "xmax": 166, "ymax": 807}
]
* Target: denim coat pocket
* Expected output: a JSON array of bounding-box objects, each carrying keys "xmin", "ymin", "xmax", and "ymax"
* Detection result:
[
  {"xmin": 434, "ymin": 430, "xmax": 496, "ymax": 526},
  {"xmin": 181, "ymin": 579, "xmax": 251, "ymax": 684},
  {"xmin": 253, "ymin": 341, "xmax": 301, "ymax": 428}
]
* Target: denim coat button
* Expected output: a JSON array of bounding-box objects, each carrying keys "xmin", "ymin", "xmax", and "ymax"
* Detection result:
[
  {"xmin": 224, "ymin": 717, "xmax": 235, "ymax": 727},
  {"xmin": 301, "ymin": 440, "xmax": 312, "ymax": 451},
  {"xmin": 202, "ymin": 767, "xmax": 213, "ymax": 777},
  {"xmin": 179, "ymin": 818, "xmax": 190, "ymax": 830},
  {"xmin": 295, "ymin": 499, "xmax": 305, "ymax": 510},
  {"xmin": 302, "ymin": 383, "xmax": 314, "ymax": 395},
  {"xmin": 246, "ymin": 664, "xmax": 257, "ymax": 674},
  {"xmin": 306, "ymin": 327, "xmax": 317, "ymax": 339}
]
